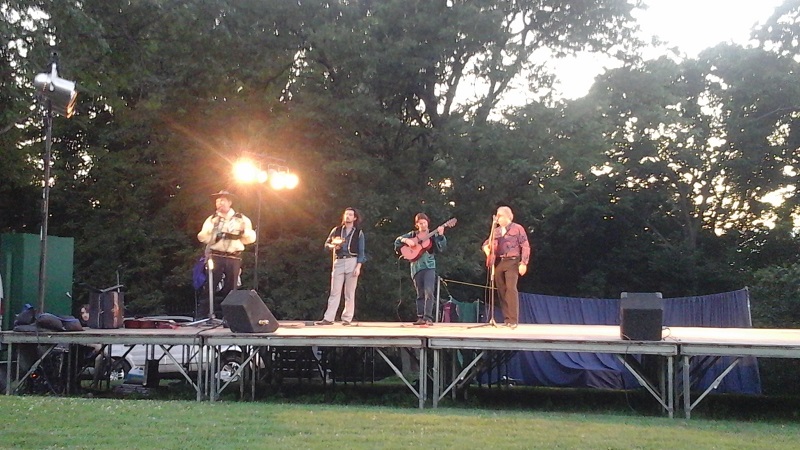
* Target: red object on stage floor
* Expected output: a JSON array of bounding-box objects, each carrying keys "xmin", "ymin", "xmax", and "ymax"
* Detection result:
[{"xmin": 124, "ymin": 318, "xmax": 180, "ymax": 330}]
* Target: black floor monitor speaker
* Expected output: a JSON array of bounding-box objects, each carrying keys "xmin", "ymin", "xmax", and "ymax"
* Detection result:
[
  {"xmin": 221, "ymin": 290, "xmax": 279, "ymax": 333},
  {"xmin": 620, "ymin": 292, "xmax": 663, "ymax": 341}
]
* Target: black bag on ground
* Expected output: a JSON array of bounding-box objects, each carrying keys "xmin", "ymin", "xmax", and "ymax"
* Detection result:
[{"xmin": 88, "ymin": 291, "xmax": 124, "ymax": 329}]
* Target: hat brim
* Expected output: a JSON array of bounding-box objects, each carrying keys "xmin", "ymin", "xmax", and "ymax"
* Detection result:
[{"xmin": 210, "ymin": 191, "xmax": 235, "ymax": 199}]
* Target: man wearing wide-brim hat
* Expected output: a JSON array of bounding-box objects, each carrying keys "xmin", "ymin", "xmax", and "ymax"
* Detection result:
[{"xmin": 196, "ymin": 190, "xmax": 256, "ymax": 318}]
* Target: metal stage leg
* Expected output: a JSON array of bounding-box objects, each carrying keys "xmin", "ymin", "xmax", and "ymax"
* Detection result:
[
  {"xmin": 209, "ymin": 345, "xmax": 216, "ymax": 400},
  {"xmin": 434, "ymin": 350, "xmax": 486, "ymax": 407},
  {"xmin": 616, "ymin": 354, "xmax": 674, "ymax": 418},
  {"xmin": 451, "ymin": 350, "xmax": 457, "ymax": 401},
  {"xmin": 682, "ymin": 354, "xmax": 741, "ymax": 419},
  {"xmin": 375, "ymin": 348, "xmax": 426, "ymax": 408},
  {"xmin": 419, "ymin": 347, "xmax": 427, "ymax": 409},
  {"xmin": 5, "ymin": 342, "xmax": 13, "ymax": 395},
  {"xmin": 668, "ymin": 355, "xmax": 674, "ymax": 418},
  {"xmin": 152, "ymin": 344, "xmax": 201, "ymax": 395},
  {"xmin": 683, "ymin": 355, "xmax": 690, "ymax": 419},
  {"xmin": 214, "ymin": 346, "xmax": 259, "ymax": 400},
  {"xmin": 250, "ymin": 346, "xmax": 257, "ymax": 401},
  {"xmin": 196, "ymin": 342, "xmax": 204, "ymax": 401},
  {"xmin": 10, "ymin": 344, "xmax": 58, "ymax": 395},
  {"xmin": 432, "ymin": 349, "xmax": 440, "ymax": 408}
]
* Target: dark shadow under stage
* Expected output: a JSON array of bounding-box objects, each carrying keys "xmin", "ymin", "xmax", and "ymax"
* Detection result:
[{"xmin": 3, "ymin": 322, "xmax": 800, "ymax": 418}]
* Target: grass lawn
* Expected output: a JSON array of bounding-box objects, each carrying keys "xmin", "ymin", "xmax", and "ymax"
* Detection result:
[{"xmin": 2, "ymin": 393, "xmax": 800, "ymax": 449}]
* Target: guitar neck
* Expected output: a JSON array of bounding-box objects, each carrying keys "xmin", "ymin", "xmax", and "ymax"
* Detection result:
[
  {"xmin": 417, "ymin": 229, "xmax": 443, "ymax": 241},
  {"xmin": 412, "ymin": 219, "xmax": 455, "ymax": 242}
]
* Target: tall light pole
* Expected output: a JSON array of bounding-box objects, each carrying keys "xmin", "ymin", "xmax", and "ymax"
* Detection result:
[
  {"xmin": 233, "ymin": 156, "xmax": 298, "ymax": 293},
  {"xmin": 32, "ymin": 55, "xmax": 78, "ymax": 313}
]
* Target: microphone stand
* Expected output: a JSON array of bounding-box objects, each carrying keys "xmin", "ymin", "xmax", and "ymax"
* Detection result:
[
  {"xmin": 473, "ymin": 217, "xmax": 499, "ymax": 328},
  {"xmin": 190, "ymin": 216, "xmax": 224, "ymax": 327}
]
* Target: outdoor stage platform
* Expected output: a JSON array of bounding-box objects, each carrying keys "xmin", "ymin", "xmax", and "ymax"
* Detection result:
[{"xmin": 4, "ymin": 322, "xmax": 800, "ymax": 418}]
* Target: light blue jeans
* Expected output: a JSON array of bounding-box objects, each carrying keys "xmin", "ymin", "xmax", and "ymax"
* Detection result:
[{"xmin": 323, "ymin": 257, "xmax": 359, "ymax": 322}]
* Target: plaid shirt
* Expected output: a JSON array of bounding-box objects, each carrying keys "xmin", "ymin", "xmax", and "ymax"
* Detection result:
[{"xmin": 484, "ymin": 222, "xmax": 530, "ymax": 265}]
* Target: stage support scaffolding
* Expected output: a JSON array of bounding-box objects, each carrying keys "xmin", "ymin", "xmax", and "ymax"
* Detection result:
[{"xmin": 4, "ymin": 323, "xmax": 800, "ymax": 418}]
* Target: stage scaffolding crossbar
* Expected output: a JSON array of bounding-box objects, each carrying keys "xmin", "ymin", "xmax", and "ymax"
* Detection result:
[
  {"xmin": 673, "ymin": 326, "xmax": 800, "ymax": 419},
  {"xmin": 426, "ymin": 328, "xmax": 679, "ymax": 417},
  {"xmin": 201, "ymin": 325, "xmax": 428, "ymax": 407},
  {"xmin": 1, "ymin": 328, "xmax": 207, "ymax": 398},
  {"xmin": 4, "ymin": 323, "xmax": 800, "ymax": 418}
]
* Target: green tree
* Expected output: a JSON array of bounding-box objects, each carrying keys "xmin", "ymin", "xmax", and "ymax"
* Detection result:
[
  {"xmin": 2, "ymin": 0, "xmax": 645, "ymax": 316},
  {"xmin": 750, "ymin": 263, "xmax": 800, "ymax": 328}
]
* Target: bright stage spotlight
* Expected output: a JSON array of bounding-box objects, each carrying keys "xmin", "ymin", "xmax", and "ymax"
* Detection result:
[
  {"xmin": 284, "ymin": 172, "xmax": 299, "ymax": 189},
  {"xmin": 233, "ymin": 155, "xmax": 298, "ymax": 294},
  {"xmin": 233, "ymin": 159, "xmax": 260, "ymax": 183},
  {"xmin": 268, "ymin": 169, "xmax": 286, "ymax": 190},
  {"xmin": 34, "ymin": 62, "xmax": 78, "ymax": 118}
]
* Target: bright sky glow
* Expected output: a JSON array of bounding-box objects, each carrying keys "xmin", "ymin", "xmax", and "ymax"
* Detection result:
[{"xmin": 553, "ymin": 0, "xmax": 787, "ymax": 99}]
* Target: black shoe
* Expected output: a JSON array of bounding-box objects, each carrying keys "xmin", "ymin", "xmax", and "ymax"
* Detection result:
[
  {"xmin": 413, "ymin": 318, "xmax": 426, "ymax": 326},
  {"xmin": 342, "ymin": 321, "xmax": 352, "ymax": 326},
  {"xmin": 315, "ymin": 320, "xmax": 334, "ymax": 325}
]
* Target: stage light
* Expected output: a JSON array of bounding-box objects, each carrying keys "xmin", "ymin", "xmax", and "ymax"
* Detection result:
[
  {"xmin": 284, "ymin": 172, "xmax": 299, "ymax": 189},
  {"xmin": 268, "ymin": 170, "xmax": 286, "ymax": 190},
  {"xmin": 32, "ymin": 55, "xmax": 79, "ymax": 314},
  {"xmin": 34, "ymin": 63, "xmax": 78, "ymax": 118},
  {"xmin": 233, "ymin": 159, "xmax": 259, "ymax": 183},
  {"xmin": 233, "ymin": 154, "xmax": 299, "ymax": 294}
]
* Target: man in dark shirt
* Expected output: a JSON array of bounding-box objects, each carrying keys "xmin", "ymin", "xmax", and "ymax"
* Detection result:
[
  {"xmin": 482, "ymin": 206, "xmax": 530, "ymax": 327},
  {"xmin": 394, "ymin": 213, "xmax": 447, "ymax": 326},
  {"xmin": 316, "ymin": 207, "xmax": 366, "ymax": 325}
]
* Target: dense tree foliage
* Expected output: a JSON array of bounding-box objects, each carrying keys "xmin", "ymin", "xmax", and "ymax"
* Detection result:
[{"xmin": 1, "ymin": 0, "xmax": 798, "ymax": 328}]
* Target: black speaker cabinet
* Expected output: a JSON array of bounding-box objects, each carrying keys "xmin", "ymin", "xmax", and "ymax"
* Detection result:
[
  {"xmin": 221, "ymin": 290, "xmax": 279, "ymax": 333},
  {"xmin": 620, "ymin": 292, "xmax": 663, "ymax": 341}
]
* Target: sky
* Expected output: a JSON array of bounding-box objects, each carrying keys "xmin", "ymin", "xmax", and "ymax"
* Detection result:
[{"xmin": 553, "ymin": 0, "xmax": 787, "ymax": 99}]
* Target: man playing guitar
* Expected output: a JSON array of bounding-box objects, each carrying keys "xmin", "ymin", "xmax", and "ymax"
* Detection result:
[
  {"xmin": 394, "ymin": 213, "xmax": 448, "ymax": 326},
  {"xmin": 482, "ymin": 206, "xmax": 530, "ymax": 328}
]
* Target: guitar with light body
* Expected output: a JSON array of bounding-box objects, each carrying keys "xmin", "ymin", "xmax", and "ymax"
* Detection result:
[{"xmin": 399, "ymin": 218, "xmax": 457, "ymax": 261}]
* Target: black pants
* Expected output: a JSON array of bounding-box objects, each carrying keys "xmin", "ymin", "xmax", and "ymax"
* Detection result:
[
  {"xmin": 494, "ymin": 257, "xmax": 520, "ymax": 323},
  {"xmin": 197, "ymin": 254, "xmax": 242, "ymax": 319}
]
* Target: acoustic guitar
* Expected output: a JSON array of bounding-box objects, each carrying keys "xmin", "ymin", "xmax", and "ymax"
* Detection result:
[{"xmin": 399, "ymin": 218, "xmax": 457, "ymax": 261}]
